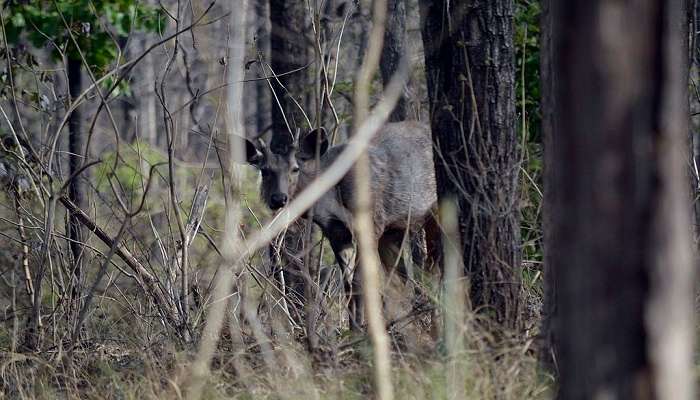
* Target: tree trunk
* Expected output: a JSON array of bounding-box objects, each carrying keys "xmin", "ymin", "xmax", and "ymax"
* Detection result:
[
  {"xmin": 118, "ymin": 37, "xmax": 136, "ymax": 143},
  {"xmin": 268, "ymin": 0, "xmax": 309, "ymax": 284},
  {"xmin": 380, "ymin": 0, "xmax": 408, "ymax": 122},
  {"xmin": 269, "ymin": 0, "xmax": 309, "ymax": 149},
  {"xmin": 255, "ymin": 0, "xmax": 272, "ymax": 135},
  {"xmin": 67, "ymin": 57, "xmax": 85, "ymax": 298},
  {"xmin": 539, "ymin": 0, "xmax": 558, "ymax": 371},
  {"xmin": 139, "ymin": 36, "xmax": 159, "ymax": 148},
  {"xmin": 419, "ymin": 0, "xmax": 522, "ymax": 328},
  {"xmin": 548, "ymin": 1, "xmax": 695, "ymax": 399},
  {"xmin": 691, "ymin": 0, "xmax": 700, "ymax": 239},
  {"xmin": 268, "ymin": 0, "xmax": 317, "ymax": 345}
]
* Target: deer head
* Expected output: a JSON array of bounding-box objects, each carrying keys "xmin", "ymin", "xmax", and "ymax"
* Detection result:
[{"xmin": 243, "ymin": 128, "xmax": 329, "ymax": 210}]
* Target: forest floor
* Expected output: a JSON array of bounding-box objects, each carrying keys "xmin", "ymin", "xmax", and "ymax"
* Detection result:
[
  {"xmin": 0, "ymin": 317, "xmax": 553, "ymax": 399},
  {"xmin": 0, "ymin": 166, "xmax": 553, "ymax": 399},
  {"xmin": 0, "ymin": 174, "xmax": 695, "ymax": 400}
]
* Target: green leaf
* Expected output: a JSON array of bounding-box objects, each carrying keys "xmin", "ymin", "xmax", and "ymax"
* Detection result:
[{"xmin": 11, "ymin": 13, "xmax": 26, "ymax": 28}]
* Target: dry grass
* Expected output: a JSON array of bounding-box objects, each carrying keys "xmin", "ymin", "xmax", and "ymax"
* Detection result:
[
  {"xmin": 0, "ymin": 165, "xmax": 555, "ymax": 399},
  {"xmin": 0, "ymin": 314, "xmax": 553, "ymax": 400}
]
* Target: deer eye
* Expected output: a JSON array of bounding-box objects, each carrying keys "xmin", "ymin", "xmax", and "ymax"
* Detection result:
[
  {"xmin": 291, "ymin": 166, "xmax": 300, "ymax": 173},
  {"xmin": 261, "ymin": 168, "xmax": 271, "ymax": 178}
]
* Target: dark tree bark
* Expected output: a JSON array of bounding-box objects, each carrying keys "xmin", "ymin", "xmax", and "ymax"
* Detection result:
[
  {"xmin": 268, "ymin": 0, "xmax": 317, "ymax": 346},
  {"xmin": 269, "ymin": 0, "xmax": 310, "ymax": 150},
  {"xmin": 691, "ymin": 0, "xmax": 700, "ymax": 238},
  {"xmin": 539, "ymin": 0, "xmax": 558, "ymax": 371},
  {"xmin": 419, "ymin": 0, "xmax": 522, "ymax": 328},
  {"xmin": 67, "ymin": 57, "xmax": 85, "ymax": 296},
  {"xmin": 380, "ymin": 0, "xmax": 408, "ymax": 122},
  {"xmin": 547, "ymin": 1, "xmax": 695, "ymax": 399},
  {"xmin": 255, "ymin": 0, "xmax": 272, "ymax": 135}
]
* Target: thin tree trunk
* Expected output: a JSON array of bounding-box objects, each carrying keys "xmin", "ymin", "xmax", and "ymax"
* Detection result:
[
  {"xmin": 419, "ymin": 0, "xmax": 522, "ymax": 328},
  {"xmin": 353, "ymin": 0, "xmax": 394, "ymax": 396},
  {"xmin": 67, "ymin": 57, "xmax": 85, "ymax": 299},
  {"xmin": 187, "ymin": 0, "xmax": 249, "ymax": 397},
  {"xmin": 142, "ymin": 40, "xmax": 158, "ymax": 148},
  {"xmin": 539, "ymin": 0, "xmax": 558, "ymax": 371},
  {"xmin": 119, "ymin": 37, "xmax": 136, "ymax": 143},
  {"xmin": 255, "ymin": 0, "xmax": 271, "ymax": 135},
  {"xmin": 380, "ymin": 0, "xmax": 408, "ymax": 122},
  {"xmin": 549, "ymin": 1, "xmax": 695, "ymax": 399}
]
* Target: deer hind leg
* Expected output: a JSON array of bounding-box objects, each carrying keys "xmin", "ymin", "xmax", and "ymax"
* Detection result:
[
  {"xmin": 378, "ymin": 229, "xmax": 412, "ymax": 283},
  {"xmin": 378, "ymin": 230, "xmax": 420, "ymax": 325}
]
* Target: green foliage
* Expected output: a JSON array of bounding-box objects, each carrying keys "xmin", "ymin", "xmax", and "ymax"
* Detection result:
[
  {"xmin": 2, "ymin": 0, "xmax": 167, "ymax": 206},
  {"xmin": 515, "ymin": 0, "xmax": 542, "ymax": 142},
  {"xmin": 94, "ymin": 140, "xmax": 164, "ymax": 199},
  {"xmin": 515, "ymin": 0, "xmax": 543, "ymax": 291},
  {"xmin": 3, "ymin": 0, "xmax": 165, "ymax": 76}
]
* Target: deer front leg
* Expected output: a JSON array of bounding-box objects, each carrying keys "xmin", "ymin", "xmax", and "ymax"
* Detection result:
[{"xmin": 330, "ymin": 239, "xmax": 362, "ymax": 331}]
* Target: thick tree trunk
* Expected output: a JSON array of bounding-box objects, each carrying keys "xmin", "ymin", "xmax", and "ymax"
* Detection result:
[
  {"xmin": 268, "ymin": 0, "xmax": 309, "ymax": 284},
  {"xmin": 268, "ymin": 0, "xmax": 316, "ymax": 343},
  {"xmin": 419, "ymin": 0, "xmax": 522, "ymax": 328},
  {"xmin": 691, "ymin": 0, "xmax": 700, "ymax": 239},
  {"xmin": 67, "ymin": 57, "xmax": 85, "ymax": 296},
  {"xmin": 548, "ymin": 1, "xmax": 695, "ymax": 399},
  {"xmin": 380, "ymin": 0, "xmax": 408, "ymax": 122}
]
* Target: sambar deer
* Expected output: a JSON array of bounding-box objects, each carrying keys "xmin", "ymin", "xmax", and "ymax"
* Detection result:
[{"xmin": 243, "ymin": 121, "xmax": 438, "ymax": 329}]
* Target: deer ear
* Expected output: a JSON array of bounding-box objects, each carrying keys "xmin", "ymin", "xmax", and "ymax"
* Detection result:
[
  {"xmin": 233, "ymin": 135, "xmax": 265, "ymax": 166},
  {"xmin": 247, "ymin": 137, "xmax": 268, "ymax": 166},
  {"xmin": 298, "ymin": 127, "xmax": 329, "ymax": 161}
]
